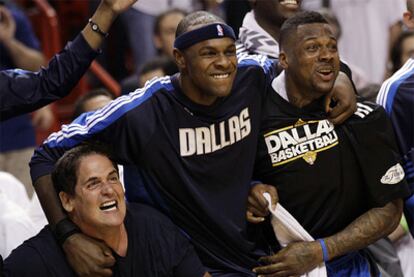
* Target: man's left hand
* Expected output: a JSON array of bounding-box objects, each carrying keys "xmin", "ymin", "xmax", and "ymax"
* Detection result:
[
  {"xmin": 253, "ymin": 241, "xmax": 323, "ymax": 277},
  {"xmin": 325, "ymin": 72, "xmax": 357, "ymax": 125}
]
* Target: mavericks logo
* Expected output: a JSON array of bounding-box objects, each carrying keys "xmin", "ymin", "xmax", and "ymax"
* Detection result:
[
  {"xmin": 264, "ymin": 119, "xmax": 338, "ymax": 167},
  {"xmin": 381, "ymin": 163, "xmax": 405, "ymax": 185},
  {"xmin": 179, "ymin": 108, "xmax": 251, "ymax": 156}
]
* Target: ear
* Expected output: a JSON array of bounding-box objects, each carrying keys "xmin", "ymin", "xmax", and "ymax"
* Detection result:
[
  {"xmin": 403, "ymin": 11, "xmax": 414, "ymax": 29},
  {"xmin": 59, "ymin": 191, "xmax": 74, "ymax": 213},
  {"xmin": 173, "ymin": 48, "xmax": 187, "ymax": 71},
  {"xmin": 153, "ymin": 34, "xmax": 162, "ymax": 50},
  {"xmin": 279, "ymin": 51, "xmax": 289, "ymax": 70}
]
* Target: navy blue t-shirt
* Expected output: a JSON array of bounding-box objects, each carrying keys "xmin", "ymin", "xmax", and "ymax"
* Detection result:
[{"xmin": 3, "ymin": 203, "xmax": 206, "ymax": 276}]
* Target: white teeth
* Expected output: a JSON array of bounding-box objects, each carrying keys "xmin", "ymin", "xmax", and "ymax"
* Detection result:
[
  {"xmin": 280, "ymin": 0, "xmax": 297, "ymax": 5},
  {"xmin": 319, "ymin": 70, "xmax": 332, "ymax": 74},
  {"xmin": 213, "ymin": 74, "xmax": 229, "ymax": 79},
  {"xmin": 100, "ymin": 200, "xmax": 117, "ymax": 211}
]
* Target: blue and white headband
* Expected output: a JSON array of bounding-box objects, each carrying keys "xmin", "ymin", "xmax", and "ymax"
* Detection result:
[{"xmin": 174, "ymin": 23, "xmax": 236, "ymax": 50}]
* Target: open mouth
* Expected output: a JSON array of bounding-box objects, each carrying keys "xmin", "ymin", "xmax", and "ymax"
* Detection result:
[
  {"xmin": 212, "ymin": 73, "xmax": 230, "ymax": 79},
  {"xmin": 317, "ymin": 68, "xmax": 335, "ymax": 80},
  {"xmin": 100, "ymin": 200, "xmax": 117, "ymax": 211},
  {"xmin": 279, "ymin": 0, "xmax": 299, "ymax": 8}
]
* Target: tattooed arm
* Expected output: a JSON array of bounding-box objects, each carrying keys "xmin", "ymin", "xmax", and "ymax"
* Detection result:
[
  {"xmin": 252, "ymin": 199, "xmax": 403, "ymax": 276},
  {"xmin": 323, "ymin": 199, "xmax": 402, "ymax": 260}
]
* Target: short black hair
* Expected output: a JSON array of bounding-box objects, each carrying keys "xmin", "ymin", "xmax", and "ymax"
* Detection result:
[
  {"xmin": 139, "ymin": 56, "xmax": 178, "ymax": 76},
  {"xmin": 52, "ymin": 144, "xmax": 118, "ymax": 196},
  {"xmin": 154, "ymin": 8, "xmax": 187, "ymax": 35},
  {"xmin": 279, "ymin": 11, "xmax": 329, "ymax": 52},
  {"xmin": 175, "ymin": 11, "xmax": 225, "ymax": 38},
  {"xmin": 72, "ymin": 88, "xmax": 115, "ymax": 119}
]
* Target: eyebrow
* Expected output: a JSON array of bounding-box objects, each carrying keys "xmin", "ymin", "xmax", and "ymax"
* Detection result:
[{"xmin": 82, "ymin": 169, "xmax": 118, "ymax": 186}]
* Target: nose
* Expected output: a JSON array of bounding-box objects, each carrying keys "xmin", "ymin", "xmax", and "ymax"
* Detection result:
[
  {"xmin": 319, "ymin": 46, "xmax": 334, "ymax": 61},
  {"xmin": 101, "ymin": 181, "xmax": 115, "ymax": 195},
  {"xmin": 214, "ymin": 53, "xmax": 232, "ymax": 69}
]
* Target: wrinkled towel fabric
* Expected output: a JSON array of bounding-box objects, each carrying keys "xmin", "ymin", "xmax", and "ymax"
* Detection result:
[{"xmin": 263, "ymin": 192, "xmax": 327, "ymax": 277}]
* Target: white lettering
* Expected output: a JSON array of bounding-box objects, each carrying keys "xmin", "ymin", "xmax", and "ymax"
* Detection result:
[{"xmin": 179, "ymin": 129, "xmax": 196, "ymax": 156}]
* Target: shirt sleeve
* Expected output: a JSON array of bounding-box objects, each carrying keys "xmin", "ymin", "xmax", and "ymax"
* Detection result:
[
  {"xmin": 344, "ymin": 101, "xmax": 411, "ymax": 207},
  {"xmin": 29, "ymin": 88, "xmax": 157, "ymax": 182},
  {"xmin": 3, "ymin": 244, "xmax": 50, "ymax": 277},
  {"xmin": 0, "ymin": 34, "xmax": 98, "ymax": 121}
]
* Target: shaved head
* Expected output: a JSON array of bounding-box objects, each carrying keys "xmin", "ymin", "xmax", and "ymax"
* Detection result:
[{"xmin": 175, "ymin": 11, "xmax": 225, "ymax": 37}]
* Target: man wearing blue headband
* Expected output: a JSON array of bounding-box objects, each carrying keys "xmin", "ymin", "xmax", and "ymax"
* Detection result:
[{"xmin": 29, "ymin": 11, "xmax": 356, "ymax": 276}]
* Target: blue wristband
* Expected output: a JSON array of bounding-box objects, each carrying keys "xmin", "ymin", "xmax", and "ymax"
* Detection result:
[{"xmin": 318, "ymin": 239, "xmax": 329, "ymax": 262}]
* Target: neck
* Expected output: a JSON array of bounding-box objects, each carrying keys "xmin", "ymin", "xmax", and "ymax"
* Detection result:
[
  {"xmin": 178, "ymin": 74, "xmax": 217, "ymax": 106},
  {"xmin": 285, "ymin": 75, "xmax": 321, "ymax": 108},
  {"xmin": 76, "ymin": 221, "xmax": 128, "ymax": 257}
]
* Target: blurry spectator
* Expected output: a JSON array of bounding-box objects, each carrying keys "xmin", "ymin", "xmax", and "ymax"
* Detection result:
[
  {"xmin": 154, "ymin": 9, "xmax": 186, "ymax": 58},
  {"xmin": 138, "ymin": 56, "xmax": 177, "ymax": 87},
  {"xmin": 72, "ymin": 88, "xmax": 115, "ymax": 119},
  {"xmin": 390, "ymin": 31, "xmax": 414, "ymax": 74},
  {"xmin": 318, "ymin": 8, "xmax": 370, "ymax": 92},
  {"xmin": 302, "ymin": 0, "xmax": 406, "ymax": 83},
  {"xmin": 120, "ymin": 0, "xmax": 194, "ymax": 74},
  {"xmin": 120, "ymin": 6, "xmax": 185, "ymax": 94},
  {"xmin": 358, "ymin": 84, "xmax": 381, "ymax": 102},
  {"xmin": 122, "ymin": 55, "xmax": 178, "ymax": 93},
  {"xmin": 0, "ymin": 1, "xmax": 47, "ymax": 197}
]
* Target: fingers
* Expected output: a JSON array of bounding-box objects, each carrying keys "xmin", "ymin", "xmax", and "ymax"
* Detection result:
[
  {"xmin": 246, "ymin": 210, "xmax": 265, "ymax": 223},
  {"xmin": 252, "ymin": 188, "xmax": 272, "ymax": 210},
  {"xmin": 264, "ymin": 185, "xmax": 278, "ymax": 210},
  {"xmin": 248, "ymin": 194, "xmax": 268, "ymax": 216},
  {"xmin": 328, "ymin": 100, "xmax": 354, "ymax": 125},
  {"xmin": 253, "ymin": 262, "xmax": 286, "ymax": 275}
]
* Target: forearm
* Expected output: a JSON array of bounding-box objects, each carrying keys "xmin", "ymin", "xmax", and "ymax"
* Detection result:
[
  {"xmin": 34, "ymin": 174, "xmax": 67, "ymax": 226},
  {"xmin": 324, "ymin": 199, "xmax": 403, "ymax": 260},
  {"xmin": 3, "ymin": 38, "xmax": 45, "ymax": 71},
  {"xmin": 81, "ymin": 1, "xmax": 117, "ymax": 50}
]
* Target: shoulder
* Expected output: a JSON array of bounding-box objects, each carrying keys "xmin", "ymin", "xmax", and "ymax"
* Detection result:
[
  {"xmin": 237, "ymin": 53, "xmax": 275, "ymax": 74},
  {"xmin": 377, "ymin": 58, "xmax": 414, "ymax": 111},
  {"xmin": 350, "ymin": 99, "xmax": 386, "ymax": 122},
  {"xmin": 3, "ymin": 227, "xmax": 69, "ymax": 276}
]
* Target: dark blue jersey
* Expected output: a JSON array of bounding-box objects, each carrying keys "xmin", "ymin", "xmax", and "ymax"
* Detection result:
[
  {"xmin": 0, "ymin": 34, "xmax": 98, "ymax": 121},
  {"xmin": 30, "ymin": 55, "xmax": 275, "ymax": 275},
  {"xmin": 254, "ymin": 77, "xmax": 410, "ymax": 238},
  {"xmin": 377, "ymin": 58, "xmax": 414, "ymax": 189},
  {"xmin": 3, "ymin": 204, "xmax": 206, "ymax": 277},
  {"xmin": 377, "ymin": 58, "xmax": 414, "ymax": 237}
]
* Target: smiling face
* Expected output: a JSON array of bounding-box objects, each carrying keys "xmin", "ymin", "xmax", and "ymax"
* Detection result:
[
  {"xmin": 175, "ymin": 37, "xmax": 237, "ymax": 105},
  {"xmin": 280, "ymin": 23, "xmax": 340, "ymax": 101},
  {"xmin": 60, "ymin": 154, "xmax": 126, "ymax": 235}
]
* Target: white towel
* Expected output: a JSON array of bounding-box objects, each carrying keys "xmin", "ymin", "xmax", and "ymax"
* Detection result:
[{"xmin": 263, "ymin": 193, "xmax": 327, "ymax": 277}]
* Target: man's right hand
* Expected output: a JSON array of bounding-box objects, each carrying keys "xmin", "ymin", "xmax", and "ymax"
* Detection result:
[
  {"xmin": 63, "ymin": 233, "xmax": 115, "ymax": 277},
  {"xmin": 102, "ymin": 0, "xmax": 138, "ymax": 15},
  {"xmin": 247, "ymin": 184, "xmax": 278, "ymax": 224}
]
